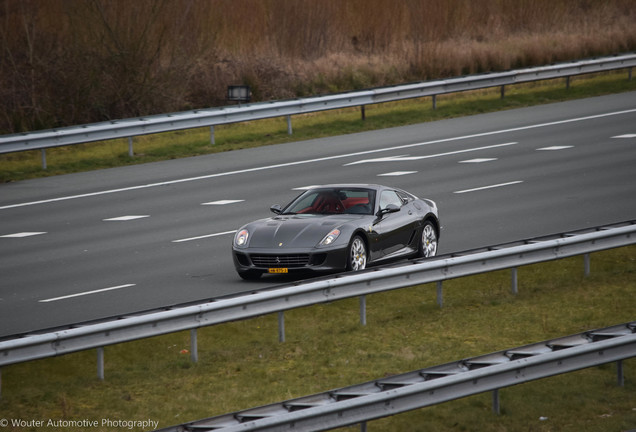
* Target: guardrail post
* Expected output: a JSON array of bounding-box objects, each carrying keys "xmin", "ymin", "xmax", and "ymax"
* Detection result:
[
  {"xmin": 511, "ymin": 268, "xmax": 518, "ymax": 295},
  {"xmin": 128, "ymin": 137, "xmax": 134, "ymax": 157},
  {"xmin": 278, "ymin": 311, "xmax": 285, "ymax": 342},
  {"xmin": 360, "ymin": 421, "xmax": 367, "ymax": 432},
  {"xmin": 629, "ymin": 67, "xmax": 633, "ymax": 81},
  {"xmin": 286, "ymin": 115, "xmax": 293, "ymax": 135},
  {"xmin": 210, "ymin": 126, "xmax": 216, "ymax": 145},
  {"xmin": 565, "ymin": 76, "xmax": 571, "ymax": 90},
  {"xmin": 97, "ymin": 347, "xmax": 105, "ymax": 380},
  {"xmin": 492, "ymin": 389, "xmax": 500, "ymax": 415},
  {"xmin": 500, "ymin": 85, "xmax": 505, "ymax": 99},
  {"xmin": 359, "ymin": 295, "xmax": 367, "ymax": 326},
  {"xmin": 436, "ymin": 281, "xmax": 443, "ymax": 307},
  {"xmin": 361, "ymin": 105, "xmax": 366, "ymax": 121},
  {"xmin": 617, "ymin": 360, "xmax": 624, "ymax": 387},
  {"xmin": 190, "ymin": 329, "xmax": 199, "ymax": 363},
  {"xmin": 584, "ymin": 253, "xmax": 590, "ymax": 276},
  {"xmin": 432, "ymin": 94, "xmax": 437, "ymax": 110},
  {"xmin": 41, "ymin": 149, "xmax": 47, "ymax": 169}
]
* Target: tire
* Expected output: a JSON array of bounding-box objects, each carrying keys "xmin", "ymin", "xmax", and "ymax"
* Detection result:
[
  {"xmin": 238, "ymin": 270, "xmax": 262, "ymax": 280},
  {"xmin": 418, "ymin": 221, "xmax": 438, "ymax": 258},
  {"xmin": 346, "ymin": 235, "xmax": 367, "ymax": 271}
]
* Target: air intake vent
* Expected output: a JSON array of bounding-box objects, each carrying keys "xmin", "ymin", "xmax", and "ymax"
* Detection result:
[{"xmin": 250, "ymin": 254, "xmax": 310, "ymax": 267}]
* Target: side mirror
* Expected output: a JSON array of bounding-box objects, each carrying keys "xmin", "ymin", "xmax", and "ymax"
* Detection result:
[
  {"xmin": 376, "ymin": 203, "xmax": 400, "ymax": 217},
  {"xmin": 270, "ymin": 204, "xmax": 283, "ymax": 215}
]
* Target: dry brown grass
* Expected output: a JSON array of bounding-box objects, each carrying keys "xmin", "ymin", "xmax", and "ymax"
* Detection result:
[{"xmin": 1, "ymin": 0, "xmax": 636, "ymax": 133}]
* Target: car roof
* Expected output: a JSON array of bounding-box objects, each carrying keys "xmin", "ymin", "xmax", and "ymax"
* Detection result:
[
  {"xmin": 307, "ymin": 184, "xmax": 385, "ymax": 191},
  {"xmin": 305, "ymin": 184, "xmax": 418, "ymax": 200}
]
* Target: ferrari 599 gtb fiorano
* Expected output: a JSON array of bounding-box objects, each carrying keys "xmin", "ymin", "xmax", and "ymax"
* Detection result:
[{"xmin": 232, "ymin": 184, "xmax": 440, "ymax": 280}]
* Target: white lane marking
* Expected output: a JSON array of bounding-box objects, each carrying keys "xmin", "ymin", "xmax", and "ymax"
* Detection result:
[
  {"xmin": 3, "ymin": 108, "xmax": 635, "ymax": 211},
  {"xmin": 39, "ymin": 284, "xmax": 136, "ymax": 303},
  {"xmin": 459, "ymin": 158, "xmax": 498, "ymax": 163},
  {"xmin": 345, "ymin": 155, "xmax": 411, "ymax": 164},
  {"xmin": 344, "ymin": 142, "xmax": 517, "ymax": 165},
  {"xmin": 454, "ymin": 181, "xmax": 523, "ymax": 194},
  {"xmin": 612, "ymin": 134, "xmax": 636, "ymax": 138},
  {"xmin": 172, "ymin": 230, "xmax": 237, "ymax": 243},
  {"xmin": 103, "ymin": 215, "xmax": 150, "ymax": 221},
  {"xmin": 377, "ymin": 171, "xmax": 418, "ymax": 176},
  {"xmin": 1, "ymin": 232, "xmax": 47, "ymax": 238},
  {"xmin": 536, "ymin": 146, "xmax": 573, "ymax": 151},
  {"xmin": 202, "ymin": 200, "xmax": 244, "ymax": 205}
]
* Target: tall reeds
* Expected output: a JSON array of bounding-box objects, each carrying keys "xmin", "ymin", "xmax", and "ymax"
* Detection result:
[{"xmin": 1, "ymin": 0, "xmax": 635, "ymax": 133}]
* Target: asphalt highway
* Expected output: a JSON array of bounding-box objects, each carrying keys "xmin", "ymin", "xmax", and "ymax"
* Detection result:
[{"xmin": 1, "ymin": 92, "xmax": 635, "ymax": 337}]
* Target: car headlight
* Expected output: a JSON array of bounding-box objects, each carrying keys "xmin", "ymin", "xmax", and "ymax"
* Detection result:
[
  {"xmin": 319, "ymin": 228, "xmax": 340, "ymax": 246},
  {"xmin": 234, "ymin": 229, "xmax": 249, "ymax": 247}
]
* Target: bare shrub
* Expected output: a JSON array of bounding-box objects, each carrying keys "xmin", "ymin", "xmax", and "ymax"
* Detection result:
[{"xmin": 1, "ymin": 0, "xmax": 635, "ymax": 133}]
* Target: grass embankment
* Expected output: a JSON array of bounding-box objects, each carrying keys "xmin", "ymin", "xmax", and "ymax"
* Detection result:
[
  {"xmin": 1, "ymin": 246, "xmax": 635, "ymax": 431},
  {"xmin": 1, "ymin": 71, "xmax": 635, "ymax": 183}
]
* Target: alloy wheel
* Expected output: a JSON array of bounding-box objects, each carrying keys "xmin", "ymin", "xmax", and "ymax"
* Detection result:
[
  {"xmin": 421, "ymin": 223, "xmax": 438, "ymax": 257},
  {"xmin": 348, "ymin": 236, "xmax": 367, "ymax": 271}
]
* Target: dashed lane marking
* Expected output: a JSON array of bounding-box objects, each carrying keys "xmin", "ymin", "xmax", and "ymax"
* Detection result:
[
  {"xmin": 0, "ymin": 232, "xmax": 47, "ymax": 238},
  {"xmin": 377, "ymin": 171, "xmax": 418, "ymax": 176},
  {"xmin": 459, "ymin": 158, "xmax": 498, "ymax": 163},
  {"xmin": 201, "ymin": 200, "xmax": 245, "ymax": 205},
  {"xmin": 345, "ymin": 142, "xmax": 518, "ymax": 166},
  {"xmin": 103, "ymin": 215, "xmax": 150, "ymax": 221},
  {"xmin": 454, "ymin": 181, "xmax": 524, "ymax": 194},
  {"xmin": 536, "ymin": 146, "xmax": 574, "ymax": 151},
  {"xmin": 39, "ymin": 284, "xmax": 137, "ymax": 303}
]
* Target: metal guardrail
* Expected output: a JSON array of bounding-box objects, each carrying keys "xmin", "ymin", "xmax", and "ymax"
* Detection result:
[
  {"xmin": 0, "ymin": 220, "xmax": 634, "ymax": 376},
  {"xmin": 157, "ymin": 322, "xmax": 636, "ymax": 432},
  {"xmin": 1, "ymin": 54, "xmax": 635, "ymax": 160}
]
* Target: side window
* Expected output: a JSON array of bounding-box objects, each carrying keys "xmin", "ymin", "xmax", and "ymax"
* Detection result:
[
  {"xmin": 396, "ymin": 190, "xmax": 414, "ymax": 203},
  {"xmin": 379, "ymin": 190, "xmax": 403, "ymax": 209}
]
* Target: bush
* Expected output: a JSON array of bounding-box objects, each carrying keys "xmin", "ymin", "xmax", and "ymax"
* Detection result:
[{"xmin": 2, "ymin": 0, "xmax": 636, "ymax": 133}]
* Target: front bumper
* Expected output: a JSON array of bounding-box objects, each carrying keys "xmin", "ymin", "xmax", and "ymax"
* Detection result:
[{"xmin": 232, "ymin": 245, "xmax": 349, "ymax": 275}]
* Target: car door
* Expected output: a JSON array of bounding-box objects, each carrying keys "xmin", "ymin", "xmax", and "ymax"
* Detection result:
[{"xmin": 372, "ymin": 189, "xmax": 419, "ymax": 257}]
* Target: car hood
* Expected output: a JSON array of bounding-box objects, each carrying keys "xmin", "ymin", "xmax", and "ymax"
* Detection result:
[{"xmin": 246, "ymin": 214, "xmax": 365, "ymax": 248}]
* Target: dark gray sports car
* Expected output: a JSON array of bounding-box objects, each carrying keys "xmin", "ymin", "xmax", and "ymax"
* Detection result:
[{"xmin": 232, "ymin": 184, "xmax": 440, "ymax": 280}]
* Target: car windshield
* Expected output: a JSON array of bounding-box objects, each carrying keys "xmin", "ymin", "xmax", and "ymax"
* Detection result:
[{"xmin": 283, "ymin": 188, "xmax": 376, "ymax": 215}]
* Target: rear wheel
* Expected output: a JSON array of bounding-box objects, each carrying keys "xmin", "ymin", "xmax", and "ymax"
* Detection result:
[
  {"xmin": 347, "ymin": 235, "xmax": 367, "ymax": 271},
  {"xmin": 418, "ymin": 221, "xmax": 438, "ymax": 258}
]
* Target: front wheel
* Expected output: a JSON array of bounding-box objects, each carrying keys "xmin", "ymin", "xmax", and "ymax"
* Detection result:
[
  {"xmin": 346, "ymin": 235, "xmax": 367, "ymax": 271},
  {"xmin": 418, "ymin": 221, "xmax": 438, "ymax": 258}
]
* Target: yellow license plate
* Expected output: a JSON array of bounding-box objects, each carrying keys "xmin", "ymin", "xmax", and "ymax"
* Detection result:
[{"xmin": 268, "ymin": 268, "xmax": 288, "ymax": 274}]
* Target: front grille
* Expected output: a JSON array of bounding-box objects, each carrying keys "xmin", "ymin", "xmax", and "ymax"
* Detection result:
[{"xmin": 250, "ymin": 254, "xmax": 310, "ymax": 268}]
